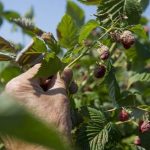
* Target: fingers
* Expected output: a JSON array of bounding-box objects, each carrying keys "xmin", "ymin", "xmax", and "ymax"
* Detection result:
[
  {"xmin": 61, "ymin": 68, "xmax": 73, "ymax": 87},
  {"xmin": 21, "ymin": 64, "xmax": 41, "ymax": 79},
  {"xmin": 26, "ymin": 65, "xmax": 77, "ymax": 94},
  {"xmin": 51, "ymin": 68, "xmax": 73, "ymax": 89},
  {"xmin": 55, "ymin": 69, "xmax": 78, "ymax": 94}
]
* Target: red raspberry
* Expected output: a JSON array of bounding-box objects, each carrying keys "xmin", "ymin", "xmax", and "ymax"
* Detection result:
[
  {"xmin": 134, "ymin": 136, "xmax": 141, "ymax": 146},
  {"xmin": 119, "ymin": 109, "xmax": 129, "ymax": 122},
  {"xmin": 94, "ymin": 65, "xmax": 106, "ymax": 78},
  {"xmin": 139, "ymin": 120, "xmax": 150, "ymax": 133}
]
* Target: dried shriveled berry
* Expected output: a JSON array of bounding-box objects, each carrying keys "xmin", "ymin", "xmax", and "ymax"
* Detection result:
[
  {"xmin": 139, "ymin": 120, "xmax": 150, "ymax": 133},
  {"xmin": 110, "ymin": 30, "xmax": 121, "ymax": 42},
  {"xmin": 120, "ymin": 30, "xmax": 135, "ymax": 49},
  {"xmin": 119, "ymin": 109, "xmax": 129, "ymax": 122},
  {"xmin": 69, "ymin": 81, "xmax": 78, "ymax": 94},
  {"xmin": 94, "ymin": 65, "xmax": 106, "ymax": 78},
  {"xmin": 84, "ymin": 39, "xmax": 92, "ymax": 47},
  {"xmin": 97, "ymin": 45, "xmax": 110, "ymax": 60},
  {"xmin": 134, "ymin": 136, "xmax": 141, "ymax": 146}
]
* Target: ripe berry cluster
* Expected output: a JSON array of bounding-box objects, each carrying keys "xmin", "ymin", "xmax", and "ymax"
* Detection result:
[
  {"xmin": 118, "ymin": 109, "xmax": 150, "ymax": 147},
  {"xmin": 134, "ymin": 120, "xmax": 150, "ymax": 146}
]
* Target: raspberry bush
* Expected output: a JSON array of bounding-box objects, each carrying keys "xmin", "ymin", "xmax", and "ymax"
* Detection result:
[{"xmin": 0, "ymin": 0, "xmax": 150, "ymax": 150}]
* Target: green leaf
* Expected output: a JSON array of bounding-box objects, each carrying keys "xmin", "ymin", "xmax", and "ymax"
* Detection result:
[
  {"xmin": 13, "ymin": 18, "xmax": 59, "ymax": 52},
  {"xmin": 128, "ymin": 72, "xmax": 150, "ymax": 88},
  {"xmin": 139, "ymin": 131, "xmax": 150, "ymax": 150},
  {"xmin": 137, "ymin": 105, "xmax": 150, "ymax": 112},
  {"xmin": 140, "ymin": 0, "xmax": 150, "ymax": 11},
  {"xmin": 125, "ymin": 41, "xmax": 150, "ymax": 72},
  {"xmin": 79, "ymin": 20, "xmax": 99, "ymax": 43},
  {"xmin": 0, "ymin": 93, "xmax": 70, "ymax": 150},
  {"xmin": 125, "ymin": 0, "xmax": 142, "ymax": 24},
  {"xmin": 0, "ymin": 65, "xmax": 22, "ymax": 84},
  {"xmin": 0, "ymin": 36, "xmax": 16, "ymax": 52},
  {"xmin": 77, "ymin": 107, "xmax": 121, "ymax": 150},
  {"xmin": 130, "ymin": 24, "xmax": 148, "ymax": 40},
  {"xmin": 57, "ymin": 14, "xmax": 78, "ymax": 48},
  {"xmin": 131, "ymin": 108, "xmax": 145, "ymax": 119},
  {"xmin": 24, "ymin": 6, "xmax": 34, "ymax": 19},
  {"xmin": 66, "ymin": 0, "xmax": 85, "ymax": 27},
  {"xmin": 135, "ymin": 145, "xmax": 146, "ymax": 150},
  {"xmin": 62, "ymin": 46, "xmax": 84, "ymax": 64},
  {"xmin": 0, "ymin": 62, "xmax": 9, "ymax": 74},
  {"xmin": 140, "ymin": 17, "xmax": 149, "ymax": 25},
  {"xmin": 118, "ymin": 91, "xmax": 137, "ymax": 107},
  {"xmin": 105, "ymin": 69, "xmax": 121, "ymax": 106},
  {"xmin": 3, "ymin": 11, "xmax": 20, "ymax": 20},
  {"xmin": 32, "ymin": 37, "xmax": 48, "ymax": 52},
  {"xmin": 0, "ymin": 52, "xmax": 15, "ymax": 61},
  {"xmin": 41, "ymin": 33, "xmax": 62, "ymax": 54},
  {"xmin": 36, "ymin": 52, "xmax": 63, "ymax": 78},
  {"xmin": 16, "ymin": 37, "xmax": 48, "ymax": 66},
  {"xmin": 77, "ymin": 0, "xmax": 100, "ymax": 5},
  {"xmin": 97, "ymin": 0, "xmax": 142, "ymax": 26}
]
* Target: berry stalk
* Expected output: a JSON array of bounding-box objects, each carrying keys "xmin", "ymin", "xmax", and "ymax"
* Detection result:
[{"xmin": 66, "ymin": 27, "xmax": 113, "ymax": 69}]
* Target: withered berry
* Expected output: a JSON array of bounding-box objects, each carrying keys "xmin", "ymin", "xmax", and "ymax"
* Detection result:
[
  {"xmin": 110, "ymin": 30, "xmax": 121, "ymax": 42},
  {"xmin": 69, "ymin": 81, "xmax": 78, "ymax": 94},
  {"xmin": 98, "ymin": 45, "xmax": 110, "ymax": 60},
  {"xmin": 94, "ymin": 65, "xmax": 106, "ymax": 78},
  {"xmin": 120, "ymin": 30, "xmax": 135, "ymax": 49}
]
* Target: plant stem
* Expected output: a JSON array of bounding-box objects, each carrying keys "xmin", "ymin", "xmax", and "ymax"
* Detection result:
[
  {"xmin": 106, "ymin": 108, "xmax": 117, "ymax": 112},
  {"xmin": 110, "ymin": 42, "xmax": 117, "ymax": 55},
  {"xmin": 66, "ymin": 48, "xmax": 88, "ymax": 68},
  {"xmin": 66, "ymin": 27, "xmax": 113, "ymax": 68},
  {"xmin": 25, "ymin": 52, "xmax": 43, "ymax": 54},
  {"xmin": 116, "ymin": 119, "xmax": 138, "ymax": 126}
]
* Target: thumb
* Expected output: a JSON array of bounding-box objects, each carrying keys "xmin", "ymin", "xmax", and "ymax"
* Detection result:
[
  {"xmin": 61, "ymin": 68, "xmax": 73, "ymax": 87},
  {"xmin": 21, "ymin": 64, "xmax": 41, "ymax": 79}
]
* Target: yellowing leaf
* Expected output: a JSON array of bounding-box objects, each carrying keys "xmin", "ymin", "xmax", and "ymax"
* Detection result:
[{"xmin": 0, "ymin": 36, "xmax": 16, "ymax": 52}]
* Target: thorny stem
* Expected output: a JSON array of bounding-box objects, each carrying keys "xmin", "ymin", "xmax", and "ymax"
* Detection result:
[{"xmin": 66, "ymin": 27, "xmax": 113, "ymax": 69}]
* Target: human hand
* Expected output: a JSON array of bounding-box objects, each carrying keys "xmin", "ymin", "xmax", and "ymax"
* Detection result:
[{"xmin": 4, "ymin": 64, "xmax": 74, "ymax": 149}]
